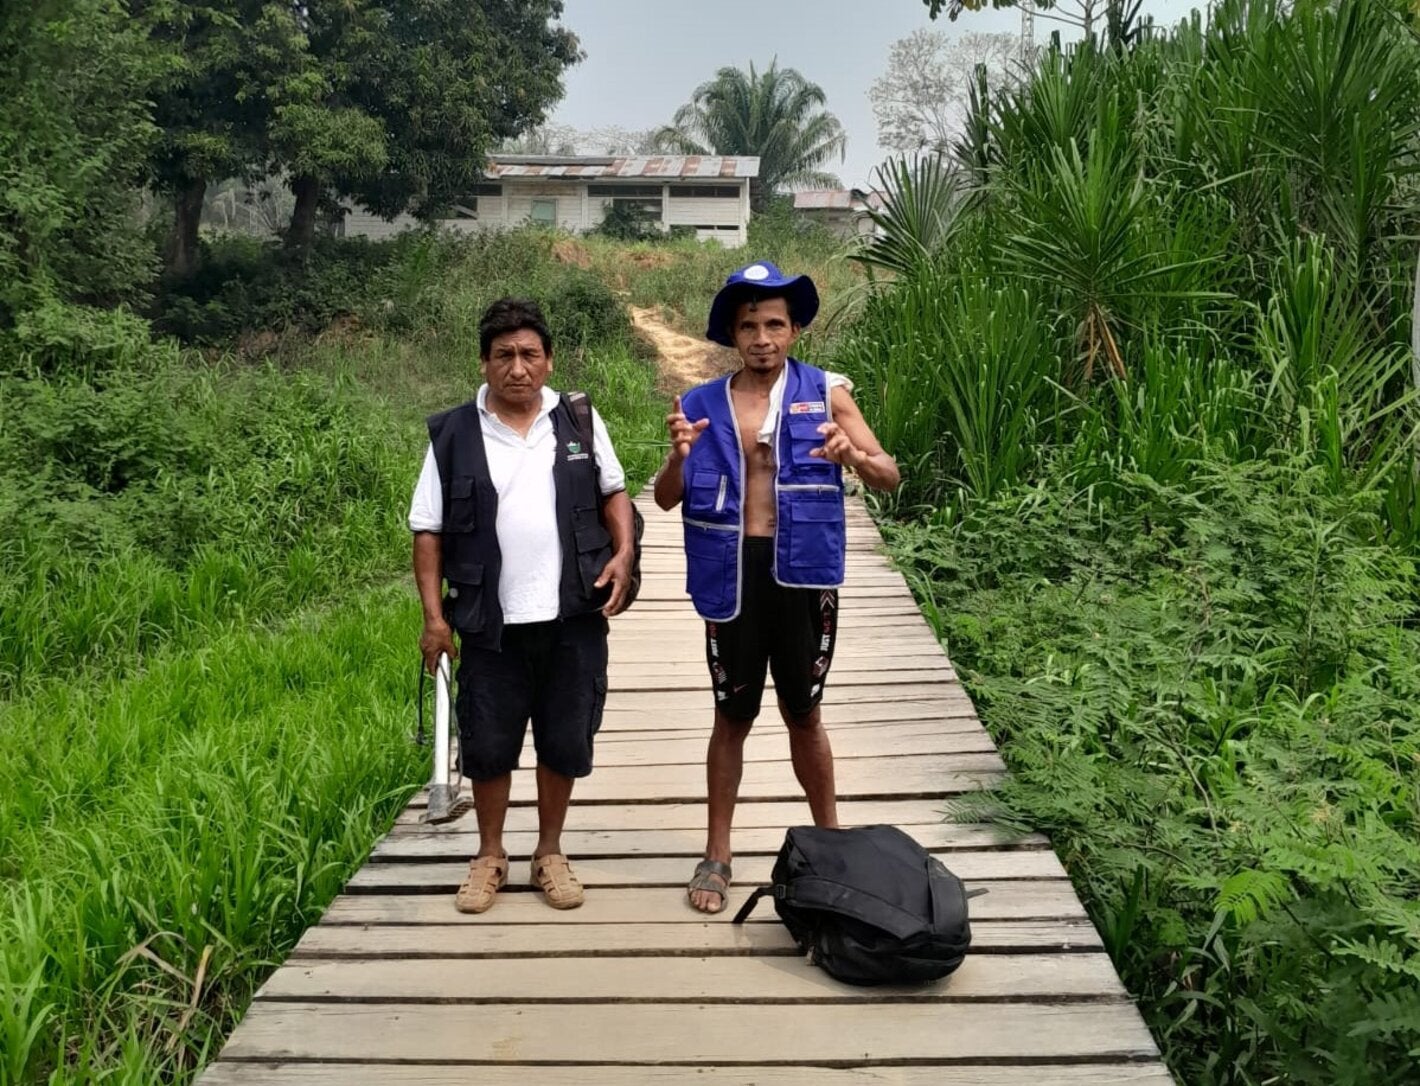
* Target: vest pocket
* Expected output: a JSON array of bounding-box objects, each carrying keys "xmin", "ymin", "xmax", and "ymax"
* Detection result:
[
  {"xmin": 684, "ymin": 522, "xmax": 737, "ymax": 615},
  {"xmin": 686, "ymin": 471, "xmax": 729, "ymax": 517},
  {"xmin": 443, "ymin": 559, "xmax": 485, "ymax": 631},
  {"xmin": 574, "ymin": 520, "xmax": 613, "ymax": 598},
  {"xmin": 783, "ymin": 416, "xmax": 836, "ymax": 480},
  {"xmin": 783, "ymin": 493, "xmax": 845, "ymax": 584},
  {"xmin": 446, "ymin": 476, "xmax": 477, "ymax": 532}
]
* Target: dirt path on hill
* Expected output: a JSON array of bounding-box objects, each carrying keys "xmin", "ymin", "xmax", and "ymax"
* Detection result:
[{"xmin": 628, "ymin": 305, "xmax": 738, "ymax": 392}]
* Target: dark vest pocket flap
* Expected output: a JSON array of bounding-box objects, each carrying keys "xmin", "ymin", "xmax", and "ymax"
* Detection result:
[
  {"xmin": 574, "ymin": 524, "xmax": 612, "ymax": 553},
  {"xmin": 446, "ymin": 476, "xmax": 477, "ymax": 532},
  {"xmin": 445, "ymin": 559, "xmax": 483, "ymax": 585}
]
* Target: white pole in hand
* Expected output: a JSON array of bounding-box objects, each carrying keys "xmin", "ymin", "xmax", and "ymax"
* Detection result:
[{"xmin": 424, "ymin": 652, "xmax": 457, "ymax": 823}]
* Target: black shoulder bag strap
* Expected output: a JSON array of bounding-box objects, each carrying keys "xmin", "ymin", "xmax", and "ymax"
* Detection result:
[{"xmin": 565, "ymin": 390, "xmax": 596, "ymax": 455}]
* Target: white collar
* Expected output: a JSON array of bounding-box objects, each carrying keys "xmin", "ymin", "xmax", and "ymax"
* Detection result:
[{"xmin": 476, "ymin": 383, "xmax": 558, "ymax": 423}]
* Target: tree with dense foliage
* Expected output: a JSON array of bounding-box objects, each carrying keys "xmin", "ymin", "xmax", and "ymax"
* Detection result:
[
  {"xmin": 137, "ymin": 0, "xmax": 581, "ymax": 271},
  {"xmin": 870, "ymin": 29, "xmax": 1019, "ymax": 153},
  {"xmin": 652, "ymin": 61, "xmax": 847, "ymax": 210},
  {"xmin": 1, "ymin": 0, "xmax": 165, "ymax": 339},
  {"xmin": 134, "ymin": 1, "xmax": 313, "ymax": 277},
  {"xmin": 290, "ymin": 0, "xmax": 581, "ymax": 253}
]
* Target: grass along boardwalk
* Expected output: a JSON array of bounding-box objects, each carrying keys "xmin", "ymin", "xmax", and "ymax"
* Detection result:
[{"xmin": 199, "ymin": 497, "xmax": 1173, "ymax": 1084}]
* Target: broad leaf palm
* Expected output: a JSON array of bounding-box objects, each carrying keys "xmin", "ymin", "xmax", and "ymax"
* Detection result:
[{"xmin": 654, "ymin": 60, "xmax": 847, "ymax": 209}]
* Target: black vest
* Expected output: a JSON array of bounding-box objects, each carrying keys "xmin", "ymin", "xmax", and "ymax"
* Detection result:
[{"xmin": 427, "ymin": 395, "xmax": 612, "ymax": 650}]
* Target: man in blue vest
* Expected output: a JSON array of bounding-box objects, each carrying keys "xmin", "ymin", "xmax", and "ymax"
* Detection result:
[
  {"xmin": 410, "ymin": 297, "xmax": 636, "ymax": 914},
  {"xmin": 653, "ymin": 261, "xmax": 901, "ymax": 913}
]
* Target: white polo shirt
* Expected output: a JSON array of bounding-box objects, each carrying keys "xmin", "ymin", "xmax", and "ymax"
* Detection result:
[{"xmin": 408, "ymin": 385, "xmax": 626, "ymax": 624}]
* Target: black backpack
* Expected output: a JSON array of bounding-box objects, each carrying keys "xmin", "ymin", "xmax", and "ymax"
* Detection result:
[
  {"xmin": 564, "ymin": 390, "xmax": 644, "ymax": 609},
  {"xmin": 732, "ymin": 824, "xmax": 978, "ymax": 986}
]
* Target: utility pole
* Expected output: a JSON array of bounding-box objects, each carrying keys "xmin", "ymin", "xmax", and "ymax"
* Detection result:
[{"xmin": 1020, "ymin": 2, "xmax": 1036, "ymax": 64}]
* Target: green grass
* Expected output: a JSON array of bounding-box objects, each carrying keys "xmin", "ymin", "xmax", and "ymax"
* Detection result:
[{"xmin": 0, "ymin": 586, "xmax": 426, "ymax": 1083}]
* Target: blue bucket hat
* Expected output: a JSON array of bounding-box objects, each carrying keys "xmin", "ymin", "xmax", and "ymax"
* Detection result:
[{"xmin": 705, "ymin": 260, "xmax": 820, "ymax": 346}]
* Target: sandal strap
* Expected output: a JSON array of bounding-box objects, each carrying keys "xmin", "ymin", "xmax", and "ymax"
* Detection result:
[{"xmin": 533, "ymin": 854, "xmax": 581, "ymax": 894}]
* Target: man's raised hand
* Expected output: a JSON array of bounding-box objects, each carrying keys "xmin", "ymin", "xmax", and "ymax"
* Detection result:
[
  {"xmin": 811, "ymin": 421, "xmax": 866, "ymax": 469},
  {"xmin": 666, "ymin": 395, "xmax": 710, "ymax": 461}
]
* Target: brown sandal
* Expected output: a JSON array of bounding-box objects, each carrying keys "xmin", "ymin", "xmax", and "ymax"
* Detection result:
[
  {"xmin": 531, "ymin": 853, "xmax": 584, "ymax": 909},
  {"xmin": 454, "ymin": 855, "xmax": 508, "ymax": 914},
  {"xmin": 687, "ymin": 859, "xmax": 732, "ymax": 914}
]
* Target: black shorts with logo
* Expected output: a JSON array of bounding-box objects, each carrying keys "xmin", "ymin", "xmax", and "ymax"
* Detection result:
[
  {"xmin": 454, "ymin": 613, "xmax": 608, "ymax": 780},
  {"xmin": 704, "ymin": 537, "xmax": 839, "ymax": 721}
]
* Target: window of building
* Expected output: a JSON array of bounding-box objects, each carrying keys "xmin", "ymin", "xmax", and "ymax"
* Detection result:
[
  {"xmin": 530, "ymin": 198, "xmax": 557, "ymax": 225},
  {"xmin": 448, "ymin": 184, "xmax": 503, "ymax": 220},
  {"xmin": 587, "ymin": 184, "xmax": 663, "ymax": 198},
  {"xmin": 670, "ymin": 185, "xmax": 741, "ymax": 199}
]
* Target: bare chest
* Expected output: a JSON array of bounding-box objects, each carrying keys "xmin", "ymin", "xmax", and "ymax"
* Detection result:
[{"xmin": 731, "ymin": 390, "xmax": 776, "ymax": 476}]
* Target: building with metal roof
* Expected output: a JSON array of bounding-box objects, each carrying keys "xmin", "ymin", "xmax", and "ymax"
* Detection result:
[{"xmin": 344, "ymin": 154, "xmax": 760, "ymax": 247}]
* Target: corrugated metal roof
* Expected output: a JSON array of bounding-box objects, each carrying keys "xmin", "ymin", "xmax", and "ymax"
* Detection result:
[{"xmin": 486, "ymin": 154, "xmax": 759, "ymax": 179}]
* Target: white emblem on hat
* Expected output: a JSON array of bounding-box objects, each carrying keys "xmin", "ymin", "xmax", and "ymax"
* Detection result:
[{"xmin": 743, "ymin": 264, "xmax": 770, "ymax": 281}]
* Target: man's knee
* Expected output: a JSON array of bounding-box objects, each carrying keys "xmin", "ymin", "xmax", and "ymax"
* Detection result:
[
  {"xmin": 712, "ymin": 709, "xmax": 755, "ymax": 737},
  {"xmin": 778, "ymin": 699, "xmax": 822, "ymax": 730}
]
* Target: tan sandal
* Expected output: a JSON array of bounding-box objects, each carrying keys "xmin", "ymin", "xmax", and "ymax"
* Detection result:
[
  {"xmin": 531, "ymin": 853, "xmax": 584, "ymax": 909},
  {"xmin": 454, "ymin": 855, "xmax": 508, "ymax": 914}
]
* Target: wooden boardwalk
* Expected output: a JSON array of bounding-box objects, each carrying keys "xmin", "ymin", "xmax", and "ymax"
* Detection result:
[{"xmin": 201, "ymin": 498, "xmax": 1174, "ymax": 1085}]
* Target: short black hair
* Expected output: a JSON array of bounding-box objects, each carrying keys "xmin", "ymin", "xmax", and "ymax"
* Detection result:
[
  {"xmin": 722, "ymin": 286, "xmax": 800, "ymax": 333},
  {"xmin": 479, "ymin": 297, "xmax": 553, "ymax": 358}
]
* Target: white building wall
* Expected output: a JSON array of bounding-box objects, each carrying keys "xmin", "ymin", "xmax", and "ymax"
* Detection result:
[
  {"xmin": 343, "ymin": 208, "xmax": 419, "ymax": 239},
  {"xmin": 344, "ymin": 178, "xmax": 751, "ymax": 245}
]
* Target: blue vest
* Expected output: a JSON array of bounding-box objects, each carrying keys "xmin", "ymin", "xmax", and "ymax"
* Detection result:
[{"xmin": 680, "ymin": 359, "xmax": 845, "ymax": 620}]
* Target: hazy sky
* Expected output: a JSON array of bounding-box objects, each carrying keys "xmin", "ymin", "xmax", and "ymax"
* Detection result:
[{"xmin": 550, "ymin": 0, "xmax": 1205, "ymax": 189}]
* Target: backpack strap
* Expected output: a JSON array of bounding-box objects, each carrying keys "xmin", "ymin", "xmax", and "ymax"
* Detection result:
[
  {"xmin": 565, "ymin": 390, "xmax": 596, "ymax": 458},
  {"xmin": 731, "ymin": 885, "xmax": 775, "ymax": 925}
]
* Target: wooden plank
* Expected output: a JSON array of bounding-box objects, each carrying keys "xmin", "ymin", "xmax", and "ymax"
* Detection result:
[
  {"xmin": 392, "ymin": 797, "xmax": 992, "ymax": 831},
  {"xmin": 348, "ymin": 850, "xmax": 1068, "ymax": 892},
  {"xmin": 217, "ymin": 1002, "xmax": 1159, "ymax": 1064},
  {"xmin": 606, "ymin": 647, "xmax": 951, "ymax": 665},
  {"xmin": 202, "ymin": 1063, "xmax": 1177, "ymax": 1086},
  {"xmin": 256, "ymin": 953, "xmax": 1127, "ymax": 1002},
  {"xmin": 574, "ymin": 727, "xmax": 998, "ymax": 767},
  {"xmin": 318, "ymin": 881, "xmax": 1085, "ymax": 924},
  {"xmin": 597, "ymin": 683, "xmax": 968, "ymax": 708},
  {"xmin": 493, "ymin": 754, "xmax": 1004, "ymax": 804},
  {"xmin": 421, "ymin": 755, "xmax": 1004, "ymax": 805},
  {"xmin": 594, "ymin": 716, "xmax": 983, "ymax": 742},
  {"xmin": 597, "ymin": 698, "xmax": 981, "ymax": 731},
  {"xmin": 604, "ymin": 668, "xmax": 955, "ymax": 692},
  {"xmin": 373, "ymin": 824, "xmax": 1042, "ymax": 861},
  {"xmin": 290, "ymin": 919, "xmax": 1107, "ymax": 959}
]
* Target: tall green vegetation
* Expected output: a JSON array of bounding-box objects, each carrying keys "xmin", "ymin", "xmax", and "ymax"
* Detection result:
[
  {"xmin": 653, "ymin": 60, "xmax": 847, "ymax": 210},
  {"xmin": 0, "ymin": 0, "xmax": 164, "ymax": 358},
  {"xmin": 836, "ymin": 1, "xmax": 1420, "ymax": 1081}
]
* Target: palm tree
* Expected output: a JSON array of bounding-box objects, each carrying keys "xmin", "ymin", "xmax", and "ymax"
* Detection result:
[{"xmin": 653, "ymin": 60, "xmax": 847, "ymax": 211}]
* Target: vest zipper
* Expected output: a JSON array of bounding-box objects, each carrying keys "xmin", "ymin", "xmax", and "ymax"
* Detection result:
[
  {"xmin": 685, "ymin": 516, "xmax": 737, "ymax": 532},
  {"xmin": 715, "ymin": 474, "xmax": 728, "ymax": 512}
]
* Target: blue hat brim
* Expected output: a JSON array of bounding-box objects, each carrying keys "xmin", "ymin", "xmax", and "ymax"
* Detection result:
[{"xmin": 705, "ymin": 273, "xmax": 820, "ymax": 347}]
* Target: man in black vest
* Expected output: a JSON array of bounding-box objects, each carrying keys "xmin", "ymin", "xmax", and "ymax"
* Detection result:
[{"xmin": 410, "ymin": 298, "xmax": 636, "ymax": 913}]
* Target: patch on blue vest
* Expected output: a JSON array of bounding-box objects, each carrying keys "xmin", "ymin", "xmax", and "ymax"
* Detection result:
[{"xmin": 789, "ymin": 400, "xmax": 826, "ymax": 415}]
